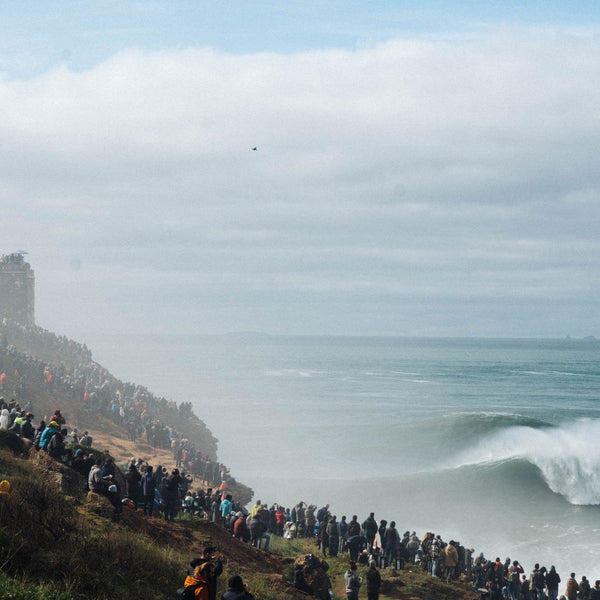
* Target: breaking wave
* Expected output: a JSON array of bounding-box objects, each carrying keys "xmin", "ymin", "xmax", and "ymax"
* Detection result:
[{"xmin": 449, "ymin": 418, "xmax": 600, "ymax": 505}]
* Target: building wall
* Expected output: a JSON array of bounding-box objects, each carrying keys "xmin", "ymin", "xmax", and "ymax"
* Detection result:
[{"xmin": 0, "ymin": 255, "xmax": 35, "ymax": 326}]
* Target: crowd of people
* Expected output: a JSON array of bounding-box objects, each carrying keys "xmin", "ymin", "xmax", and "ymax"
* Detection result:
[
  {"xmin": 0, "ymin": 398, "xmax": 234, "ymax": 522},
  {"xmin": 0, "ymin": 317, "xmax": 235, "ymax": 488},
  {"xmin": 209, "ymin": 497, "xmax": 599, "ymax": 600},
  {"xmin": 0, "ymin": 318, "xmax": 207, "ymax": 450}
]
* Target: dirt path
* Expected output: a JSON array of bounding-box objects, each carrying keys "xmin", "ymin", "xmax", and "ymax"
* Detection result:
[{"xmin": 82, "ymin": 428, "xmax": 176, "ymax": 471}]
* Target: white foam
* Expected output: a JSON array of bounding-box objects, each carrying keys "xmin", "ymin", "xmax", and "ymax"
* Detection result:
[{"xmin": 451, "ymin": 419, "xmax": 600, "ymax": 505}]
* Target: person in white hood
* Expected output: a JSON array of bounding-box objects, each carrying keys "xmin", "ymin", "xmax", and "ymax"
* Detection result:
[{"xmin": 0, "ymin": 408, "xmax": 10, "ymax": 430}]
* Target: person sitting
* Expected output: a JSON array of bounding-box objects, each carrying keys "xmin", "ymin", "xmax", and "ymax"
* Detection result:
[
  {"xmin": 38, "ymin": 421, "xmax": 60, "ymax": 451},
  {"xmin": 20, "ymin": 413, "xmax": 35, "ymax": 441},
  {"xmin": 79, "ymin": 431, "xmax": 93, "ymax": 447},
  {"xmin": 88, "ymin": 458, "xmax": 112, "ymax": 494},
  {"xmin": 233, "ymin": 512, "xmax": 250, "ymax": 542},
  {"xmin": 221, "ymin": 575, "xmax": 254, "ymax": 600},
  {"xmin": 47, "ymin": 428, "xmax": 73, "ymax": 465}
]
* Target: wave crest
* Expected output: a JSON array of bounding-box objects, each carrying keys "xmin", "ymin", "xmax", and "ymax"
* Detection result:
[{"xmin": 451, "ymin": 419, "xmax": 600, "ymax": 505}]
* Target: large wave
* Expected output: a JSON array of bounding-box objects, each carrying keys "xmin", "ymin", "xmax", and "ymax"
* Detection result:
[
  {"xmin": 382, "ymin": 412, "xmax": 552, "ymax": 468},
  {"xmin": 450, "ymin": 418, "xmax": 600, "ymax": 505},
  {"xmin": 433, "ymin": 412, "xmax": 551, "ymax": 437}
]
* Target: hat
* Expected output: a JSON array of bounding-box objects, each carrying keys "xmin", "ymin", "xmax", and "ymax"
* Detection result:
[{"xmin": 49, "ymin": 421, "xmax": 59, "ymax": 427}]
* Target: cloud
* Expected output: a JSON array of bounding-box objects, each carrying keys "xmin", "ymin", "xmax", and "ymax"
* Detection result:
[{"xmin": 2, "ymin": 29, "xmax": 600, "ymax": 336}]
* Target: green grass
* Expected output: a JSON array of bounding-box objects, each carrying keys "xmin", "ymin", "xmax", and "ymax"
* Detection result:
[
  {"xmin": 0, "ymin": 574, "xmax": 74, "ymax": 600},
  {"xmin": 0, "ymin": 442, "xmax": 188, "ymax": 600}
]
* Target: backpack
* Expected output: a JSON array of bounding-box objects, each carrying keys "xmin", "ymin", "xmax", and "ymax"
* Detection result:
[
  {"xmin": 533, "ymin": 571, "xmax": 545, "ymax": 588},
  {"xmin": 348, "ymin": 520, "xmax": 361, "ymax": 537}
]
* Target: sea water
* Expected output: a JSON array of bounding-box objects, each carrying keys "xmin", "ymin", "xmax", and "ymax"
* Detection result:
[{"xmin": 83, "ymin": 334, "xmax": 600, "ymax": 580}]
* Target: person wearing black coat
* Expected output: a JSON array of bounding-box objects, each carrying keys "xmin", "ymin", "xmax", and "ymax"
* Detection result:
[
  {"xmin": 347, "ymin": 534, "xmax": 366, "ymax": 562},
  {"xmin": 366, "ymin": 563, "xmax": 381, "ymax": 600},
  {"xmin": 545, "ymin": 566, "xmax": 561, "ymax": 600},
  {"xmin": 141, "ymin": 466, "xmax": 156, "ymax": 516},
  {"xmin": 21, "ymin": 413, "xmax": 35, "ymax": 440},
  {"xmin": 123, "ymin": 463, "xmax": 142, "ymax": 507},
  {"xmin": 165, "ymin": 468, "xmax": 182, "ymax": 521},
  {"xmin": 221, "ymin": 575, "xmax": 254, "ymax": 600}
]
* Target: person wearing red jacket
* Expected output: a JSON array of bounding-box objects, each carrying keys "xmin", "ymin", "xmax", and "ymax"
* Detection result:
[
  {"xmin": 233, "ymin": 512, "xmax": 250, "ymax": 542},
  {"xmin": 275, "ymin": 505, "xmax": 287, "ymax": 536}
]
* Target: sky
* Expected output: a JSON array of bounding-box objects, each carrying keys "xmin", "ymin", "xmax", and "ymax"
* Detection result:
[{"xmin": 2, "ymin": 1, "xmax": 600, "ymax": 339}]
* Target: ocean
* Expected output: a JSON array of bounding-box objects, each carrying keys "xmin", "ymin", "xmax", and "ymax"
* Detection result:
[{"xmin": 82, "ymin": 334, "xmax": 600, "ymax": 581}]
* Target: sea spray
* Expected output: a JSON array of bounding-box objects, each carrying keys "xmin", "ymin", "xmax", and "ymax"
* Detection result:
[{"xmin": 450, "ymin": 419, "xmax": 600, "ymax": 505}]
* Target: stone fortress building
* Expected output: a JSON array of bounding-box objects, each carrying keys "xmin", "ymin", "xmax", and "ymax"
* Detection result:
[{"xmin": 0, "ymin": 253, "xmax": 35, "ymax": 326}]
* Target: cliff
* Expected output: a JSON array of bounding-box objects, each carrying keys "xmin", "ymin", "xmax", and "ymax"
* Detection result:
[{"xmin": 0, "ymin": 319, "xmax": 253, "ymax": 504}]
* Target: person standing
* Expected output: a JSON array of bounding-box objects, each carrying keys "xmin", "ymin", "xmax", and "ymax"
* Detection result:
[
  {"xmin": 363, "ymin": 513, "xmax": 378, "ymax": 553},
  {"xmin": 443, "ymin": 541, "xmax": 458, "ymax": 584},
  {"xmin": 320, "ymin": 514, "xmax": 330, "ymax": 557},
  {"xmin": 165, "ymin": 468, "xmax": 183, "ymax": 521},
  {"xmin": 366, "ymin": 563, "xmax": 381, "ymax": 600},
  {"xmin": 141, "ymin": 465, "xmax": 156, "ymax": 516},
  {"xmin": 124, "ymin": 462, "xmax": 141, "ymax": 506},
  {"xmin": 529, "ymin": 564, "xmax": 541, "ymax": 600},
  {"xmin": 327, "ymin": 515, "xmax": 339, "ymax": 557},
  {"xmin": 545, "ymin": 566, "xmax": 561, "ymax": 600},
  {"xmin": 383, "ymin": 522, "xmax": 399, "ymax": 568},
  {"xmin": 339, "ymin": 515, "xmax": 349, "ymax": 554},
  {"xmin": 507, "ymin": 560, "xmax": 524, "ymax": 600},
  {"xmin": 345, "ymin": 562, "xmax": 362, "ymax": 600},
  {"xmin": 589, "ymin": 580, "xmax": 600, "ymax": 600},
  {"xmin": 566, "ymin": 573, "xmax": 579, "ymax": 600},
  {"xmin": 220, "ymin": 494, "xmax": 233, "ymax": 524},
  {"xmin": 580, "ymin": 576, "xmax": 591, "ymax": 600}
]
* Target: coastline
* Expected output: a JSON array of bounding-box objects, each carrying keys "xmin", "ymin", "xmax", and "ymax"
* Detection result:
[
  {"xmin": 81, "ymin": 332, "xmax": 600, "ymax": 584},
  {"xmin": 3, "ymin": 322, "xmax": 599, "ymax": 593}
]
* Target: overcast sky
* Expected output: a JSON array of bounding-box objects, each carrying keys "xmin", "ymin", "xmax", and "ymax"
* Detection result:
[{"xmin": 2, "ymin": 2, "xmax": 600, "ymax": 338}]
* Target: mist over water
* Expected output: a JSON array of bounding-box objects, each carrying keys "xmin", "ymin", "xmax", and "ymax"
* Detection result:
[{"xmin": 85, "ymin": 334, "xmax": 600, "ymax": 582}]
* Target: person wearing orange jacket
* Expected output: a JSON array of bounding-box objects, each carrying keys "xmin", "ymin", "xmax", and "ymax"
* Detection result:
[{"xmin": 183, "ymin": 562, "xmax": 214, "ymax": 600}]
